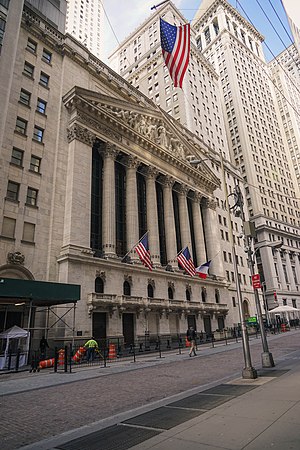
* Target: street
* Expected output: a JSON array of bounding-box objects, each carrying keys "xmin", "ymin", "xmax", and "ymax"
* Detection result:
[{"xmin": 1, "ymin": 331, "xmax": 300, "ymax": 449}]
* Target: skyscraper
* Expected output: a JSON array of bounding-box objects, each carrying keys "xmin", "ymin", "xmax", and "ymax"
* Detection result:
[{"xmin": 65, "ymin": 0, "xmax": 103, "ymax": 58}]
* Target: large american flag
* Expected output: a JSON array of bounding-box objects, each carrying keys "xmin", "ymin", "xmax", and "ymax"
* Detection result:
[
  {"xmin": 177, "ymin": 247, "xmax": 196, "ymax": 277},
  {"xmin": 160, "ymin": 18, "xmax": 190, "ymax": 88},
  {"xmin": 135, "ymin": 233, "xmax": 153, "ymax": 271}
]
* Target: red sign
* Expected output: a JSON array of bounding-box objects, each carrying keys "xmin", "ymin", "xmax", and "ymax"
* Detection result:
[{"xmin": 252, "ymin": 274, "xmax": 261, "ymax": 289}]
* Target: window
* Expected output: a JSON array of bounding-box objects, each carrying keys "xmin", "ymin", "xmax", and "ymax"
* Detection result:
[
  {"xmin": 95, "ymin": 277, "xmax": 104, "ymax": 293},
  {"xmin": 168, "ymin": 287, "xmax": 174, "ymax": 300},
  {"xmin": 29, "ymin": 155, "xmax": 41, "ymax": 173},
  {"xmin": 39, "ymin": 72, "xmax": 49, "ymax": 87},
  {"xmin": 23, "ymin": 61, "xmax": 34, "ymax": 78},
  {"xmin": 15, "ymin": 117, "xmax": 27, "ymax": 135},
  {"xmin": 123, "ymin": 281, "xmax": 131, "ymax": 296},
  {"xmin": 232, "ymin": 296, "xmax": 236, "ymax": 307},
  {"xmin": 26, "ymin": 187, "xmax": 38, "ymax": 206},
  {"xmin": 19, "ymin": 89, "xmax": 31, "ymax": 106},
  {"xmin": 201, "ymin": 287, "xmax": 207, "ymax": 302},
  {"xmin": 6, "ymin": 181, "xmax": 20, "ymax": 201},
  {"xmin": 36, "ymin": 98, "xmax": 47, "ymax": 114},
  {"xmin": 42, "ymin": 48, "xmax": 52, "ymax": 64},
  {"xmin": 22, "ymin": 222, "xmax": 35, "ymax": 242},
  {"xmin": 27, "ymin": 38, "xmax": 37, "ymax": 53},
  {"xmin": 11, "ymin": 148, "xmax": 23, "ymax": 166},
  {"xmin": 147, "ymin": 284, "xmax": 154, "ymax": 298},
  {"xmin": 1, "ymin": 217, "xmax": 16, "ymax": 239},
  {"xmin": 33, "ymin": 125, "xmax": 44, "ymax": 142},
  {"xmin": 186, "ymin": 289, "xmax": 191, "ymax": 301},
  {"xmin": 0, "ymin": 17, "xmax": 6, "ymax": 52},
  {"xmin": 215, "ymin": 289, "xmax": 220, "ymax": 304}
]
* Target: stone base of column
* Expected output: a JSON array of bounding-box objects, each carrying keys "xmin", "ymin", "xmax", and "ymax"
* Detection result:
[
  {"xmin": 242, "ymin": 366, "xmax": 258, "ymax": 379},
  {"xmin": 261, "ymin": 351, "xmax": 275, "ymax": 368}
]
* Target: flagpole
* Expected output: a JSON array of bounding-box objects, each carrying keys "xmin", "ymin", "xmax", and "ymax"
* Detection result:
[
  {"xmin": 175, "ymin": 246, "xmax": 187, "ymax": 258},
  {"xmin": 150, "ymin": 0, "xmax": 170, "ymax": 10},
  {"xmin": 121, "ymin": 231, "xmax": 149, "ymax": 262}
]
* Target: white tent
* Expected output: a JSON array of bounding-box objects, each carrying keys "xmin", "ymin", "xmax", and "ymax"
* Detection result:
[
  {"xmin": 0, "ymin": 325, "xmax": 30, "ymax": 370},
  {"xmin": 269, "ymin": 305, "xmax": 300, "ymax": 313}
]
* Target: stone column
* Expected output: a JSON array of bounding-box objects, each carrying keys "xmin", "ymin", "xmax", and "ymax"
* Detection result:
[
  {"xmin": 178, "ymin": 185, "xmax": 192, "ymax": 253},
  {"xmin": 145, "ymin": 166, "xmax": 160, "ymax": 266},
  {"xmin": 126, "ymin": 156, "xmax": 139, "ymax": 260},
  {"xmin": 285, "ymin": 251, "xmax": 296, "ymax": 291},
  {"xmin": 201, "ymin": 197, "xmax": 224, "ymax": 278},
  {"xmin": 294, "ymin": 253, "xmax": 300, "ymax": 287},
  {"xmin": 275, "ymin": 250, "xmax": 287, "ymax": 290},
  {"xmin": 192, "ymin": 193, "xmax": 207, "ymax": 267},
  {"xmin": 102, "ymin": 143, "xmax": 118, "ymax": 257},
  {"xmin": 63, "ymin": 125, "xmax": 95, "ymax": 249},
  {"xmin": 162, "ymin": 176, "xmax": 177, "ymax": 269}
]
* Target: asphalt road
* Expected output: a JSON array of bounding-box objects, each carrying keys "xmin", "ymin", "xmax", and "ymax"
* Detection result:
[{"xmin": 1, "ymin": 331, "xmax": 299, "ymax": 449}]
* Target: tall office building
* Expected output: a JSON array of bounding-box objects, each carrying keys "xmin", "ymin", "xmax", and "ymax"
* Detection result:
[
  {"xmin": 269, "ymin": 45, "xmax": 300, "ymax": 190},
  {"xmin": 281, "ymin": 0, "xmax": 300, "ymax": 54},
  {"xmin": 109, "ymin": 0, "xmax": 300, "ymax": 312},
  {"xmin": 65, "ymin": 0, "xmax": 103, "ymax": 59},
  {"xmin": 193, "ymin": 0, "xmax": 300, "ymax": 309}
]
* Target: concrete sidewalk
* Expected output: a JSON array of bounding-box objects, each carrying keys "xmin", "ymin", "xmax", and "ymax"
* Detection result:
[{"xmin": 18, "ymin": 343, "xmax": 300, "ymax": 450}]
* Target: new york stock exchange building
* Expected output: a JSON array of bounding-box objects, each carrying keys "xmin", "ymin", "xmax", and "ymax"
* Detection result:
[{"xmin": 0, "ymin": 5, "xmax": 254, "ymax": 349}]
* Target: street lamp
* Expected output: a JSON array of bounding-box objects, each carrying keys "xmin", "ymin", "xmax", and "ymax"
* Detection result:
[{"xmin": 189, "ymin": 158, "xmax": 257, "ymax": 379}]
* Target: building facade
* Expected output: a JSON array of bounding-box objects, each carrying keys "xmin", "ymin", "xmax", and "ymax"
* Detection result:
[{"xmin": 0, "ymin": 1, "xmax": 255, "ymax": 346}]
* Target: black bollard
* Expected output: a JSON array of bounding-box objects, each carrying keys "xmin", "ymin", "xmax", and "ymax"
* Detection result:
[{"xmin": 54, "ymin": 347, "xmax": 58, "ymax": 373}]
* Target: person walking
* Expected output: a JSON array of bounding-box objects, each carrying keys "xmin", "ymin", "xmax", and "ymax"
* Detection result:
[
  {"xmin": 84, "ymin": 337, "xmax": 98, "ymax": 362},
  {"xmin": 186, "ymin": 326, "xmax": 197, "ymax": 357},
  {"xmin": 39, "ymin": 336, "xmax": 49, "ymax": 360}
]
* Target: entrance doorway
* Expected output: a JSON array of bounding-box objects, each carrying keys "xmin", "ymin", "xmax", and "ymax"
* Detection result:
[
  {"xmin": 203, "ymin": 315, "xmax": 212, "ymax": 337},
  {"xmin": 122, "ymin": 313, "xmax": 134, "ymax": 347},
  {"xmin": 187, "ymin": 315, "xmax": 197, "ymax": 330},
  {"xmin": 92, "ymin": 312, "xmax": 107, "ymax": 340}
]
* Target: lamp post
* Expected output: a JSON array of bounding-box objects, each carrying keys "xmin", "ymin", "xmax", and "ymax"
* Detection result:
[{"xmin": 189, "ymin": 158, "xmax": 257, "ymax": 379}]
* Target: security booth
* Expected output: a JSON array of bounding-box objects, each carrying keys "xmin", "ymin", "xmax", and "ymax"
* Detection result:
[{"xmin": 0, "ymin": 278, "xmax": 80, "ymax": 370}]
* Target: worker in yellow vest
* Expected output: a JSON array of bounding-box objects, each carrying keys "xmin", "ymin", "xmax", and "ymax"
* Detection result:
[{"xmin": 84, "ymin": 337, "xmax": 98, "ymax": 362}]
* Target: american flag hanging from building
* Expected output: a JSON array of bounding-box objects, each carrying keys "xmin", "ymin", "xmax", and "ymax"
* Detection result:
[
  {"xmin": 177, "ymin": 246, "xmax": 196, "ymax": 276},
  {"xmin": 135, "ymin": 232, "xmax": 153, "ymax": 271},
  {"xmin": 160, "ymin": 18, "xmax": 190, "ymax": 88}
]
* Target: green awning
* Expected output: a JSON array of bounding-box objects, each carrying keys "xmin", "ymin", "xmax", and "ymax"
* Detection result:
[{"xmin": 0, "ymin": 278, "xmax": 81, "ymax": 306}]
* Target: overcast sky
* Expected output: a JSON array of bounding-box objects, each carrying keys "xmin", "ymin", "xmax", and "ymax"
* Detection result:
[{"xmin": 101, "ymin": 0, "xmax": 293, "ymax": 64}]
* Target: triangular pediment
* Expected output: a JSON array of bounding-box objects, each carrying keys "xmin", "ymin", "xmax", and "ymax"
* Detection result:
[{"xmin": 63, "ymin": 86, "xmax": 221, "ymax": 191}]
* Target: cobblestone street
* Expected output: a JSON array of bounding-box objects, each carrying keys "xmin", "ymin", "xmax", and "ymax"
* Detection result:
[{"xmin": 1, "ymin": 331, "xmax": 299, "ymax": 449}]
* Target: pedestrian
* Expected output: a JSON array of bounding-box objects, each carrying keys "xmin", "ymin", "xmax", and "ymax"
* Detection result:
[
  {"xmin": 39, "ymin": 336, "xmax": 49, "ymax": 360},
  {"xmin": 84, "ymin": 337, "xmax": 98, "ymax": 362},
  {"xmin": 186, "ymin": 326, "xmax": 197, "ymax": 357}
]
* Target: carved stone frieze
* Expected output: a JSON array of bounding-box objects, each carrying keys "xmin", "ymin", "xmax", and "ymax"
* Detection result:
[
  {"xmin": 76, "ymin": 112, "xmax": 122, "ymax": 142},
  {"xmin": 201, "ymin": 197, "xmax": 217, "ymax": 211},
  {"xmin": 67, "ymin": 124, "xmax": 97, "ymax": 146},
  {"xmin": 7, "ymin": 252, "xmax": 25, "ymax": 265}
]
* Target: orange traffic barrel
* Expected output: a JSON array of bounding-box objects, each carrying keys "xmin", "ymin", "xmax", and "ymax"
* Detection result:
[
  {"xmin": 58, "ymin": 349, "xmax": 65, "ymax": 365},
  {"xmin": 39, "ymin": 358, "xmax": 55, "ymax": 369},
  {"xmin": 73, "ymin": 346, "xmax": 86, "ymax": 363},
  {"xmin": 108, "ymin": 343, "xmax": 116, "ymax": 359},
  {"xmin": 185, "ymin": 337, "xmax": 191, "ymax": 347}
]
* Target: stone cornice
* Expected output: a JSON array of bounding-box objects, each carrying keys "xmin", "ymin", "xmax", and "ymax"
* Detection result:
[{"xmin": 193, "ymin": 0, "xmax": 264, "ymax": 42}]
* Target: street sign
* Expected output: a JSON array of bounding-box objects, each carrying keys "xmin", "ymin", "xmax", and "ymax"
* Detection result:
[
  {"xmin": 247, "ymin": 316, "xmax": 257, "ymax": 323},
  {"xmin": 252, "ymin": 274, "xmax": 261, "ymax": 289}
]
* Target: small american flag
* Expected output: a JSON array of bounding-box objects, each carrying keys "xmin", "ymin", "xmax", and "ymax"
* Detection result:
[
  {"xmin": 135, "ymin": 233, "xmax": 153, "ymax": 271},
  {"xmin": 160, "ymin": 18, "xmax": 190, "ymax": 88},
  {"xmin": 177, "ymin": 247, "xmax": 196, "ymax": 277}
]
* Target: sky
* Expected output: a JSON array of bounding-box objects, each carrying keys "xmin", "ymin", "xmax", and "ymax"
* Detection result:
[{"xmin": 101, "ymin": 0, "xmax": 294, "ymax": 64}]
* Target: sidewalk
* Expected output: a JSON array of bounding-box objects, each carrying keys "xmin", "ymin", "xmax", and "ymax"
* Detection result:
[{"xmin": 17, "ymin": 334, "xmax": 300, "ymax": 450}]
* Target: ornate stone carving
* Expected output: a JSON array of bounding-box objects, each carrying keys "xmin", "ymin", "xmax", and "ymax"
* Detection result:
[
  {"xmin": 7, "ymin": 252, "xmax": 25, "ymax": 265},
  {"xmin": 103, "ymin": 142, "xmax": 118, "ymax": 159},
  {"xmin": 168, "ymin": 281, "xmax": 175, "ymax": 290},
  {"xmin": 148, "ymin": 278, "xmax": 155, "ymax": 288},
  {"xmin": 193, "ymin": 192, "xmax": 203, "ymax": 203},
  {"xmin": 95, "ymin": 270, "xmax": 106, "ymax": 281},
  {"xmin": 144, "ymin": 166, "xmax": 159, "ymax": 180},
  {"xmin": 202, "ymin": 197, "xmax": 217, "ymax": 210},
  {"xmin": 127, "ymin": 155, "xmax": 140, "ymax": 169},
  {"xmin": 178, "ymin": 184, "xmax": 189, "ymax": 196},
  {"xmin": 162, "ymin": 175, "xmax": 175, "ymax": 188},
  {"xmin": 67, "ymin": 124, "xmax": 97, "ymax": 146},
  {"xmin": 124, "ymin": 275, "xmax": 132, "ymax": 285}
]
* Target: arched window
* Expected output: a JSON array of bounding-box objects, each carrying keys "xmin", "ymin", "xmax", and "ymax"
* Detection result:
[
  {"xmin": 95, "ymin": 277, "xmax": 104, "ymax": 293},
  {"xmin": 201, "ymin": 287, "xmax": 207, "ymax": 303},
  {"xmin": 215, "ymin": 289, "xmax": 220, "ymax": 304},
  {"xmin": 147, "ymin": 283, "xmax": 154, "ymax": 298},
  {"xmin": 123, "ymin": 281, "xmax": 131, "ymax": 296},
  {"xmin": 168, "ymin": 287, "xmax": 174, "ymax": 300},
  {"xmin": 186, "ymin": 289, "xmax": 191, "ymax": 301}
]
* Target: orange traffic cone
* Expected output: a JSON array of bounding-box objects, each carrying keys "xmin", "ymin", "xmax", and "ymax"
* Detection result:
[
  {"xmin": 58, "ymin": 349, "xmax": 65, "ymax": 366},
  {"xmin": 73, "ymin": 346, "xmax": 86, "ymax": 363},
  {"xmin": 39, "ymin": 358, "xmax": 55, "ymax": 369},
  {"xmin": 108, "ymin": 343, "xmax": 116, "ymax": 359}
]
